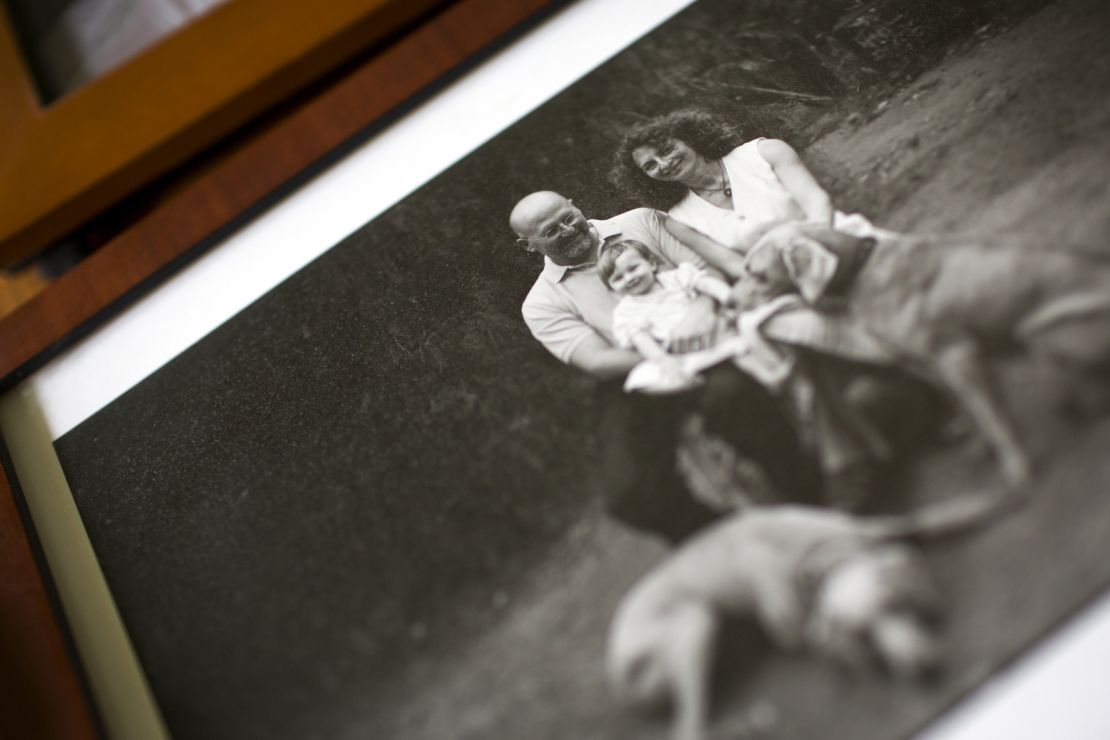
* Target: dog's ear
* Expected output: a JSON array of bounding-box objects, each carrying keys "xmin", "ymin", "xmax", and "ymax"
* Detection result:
[
  {"xmin": 783, "ymin": 238, "xmax": 840, "ymax": 303},
  {"xmin": 743, "ymin": 242, "xmax": 778, "ymax": 276}
]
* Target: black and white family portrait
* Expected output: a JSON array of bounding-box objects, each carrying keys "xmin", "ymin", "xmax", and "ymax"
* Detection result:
[{"xmin": 43, "ymin": 0, "xmax": 1110, "ymax": 738}]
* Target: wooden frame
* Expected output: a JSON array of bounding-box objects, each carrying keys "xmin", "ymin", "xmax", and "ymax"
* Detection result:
[
  {"xmin": 0, "ymin": 0, "xmax": 455, "ymax": 267},
  {"xmin": 0, "ymin": 1, "xmax": 559, "ymax": 737}
]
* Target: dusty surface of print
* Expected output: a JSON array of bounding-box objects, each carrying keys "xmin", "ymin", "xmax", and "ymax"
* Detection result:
[{"xmin": 52, "ymin": 0, "xmax": 1110, "ymax": 739}]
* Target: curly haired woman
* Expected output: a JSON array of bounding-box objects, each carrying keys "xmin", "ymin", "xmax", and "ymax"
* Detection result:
[{"xmin": 610, "ymin": 109, "xmax": 891, "ymax": 267}]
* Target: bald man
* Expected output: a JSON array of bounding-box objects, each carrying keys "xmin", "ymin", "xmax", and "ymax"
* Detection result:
[
  {"xmin": 511, "ymin": 191, "xmax": 720, "ymax": 377},
  {"xmin": 511, "ymin": 192, "xmax": 819, "ymax": 542}
]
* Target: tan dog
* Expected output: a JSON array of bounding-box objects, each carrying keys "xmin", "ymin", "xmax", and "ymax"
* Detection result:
[
  {"xmin": 733, "ymin": 222, "xmax": 1110, "ymax": 486},
  {"xmin": 606, "ymin": 493, "xmax": 1007, "ymax": 740}
]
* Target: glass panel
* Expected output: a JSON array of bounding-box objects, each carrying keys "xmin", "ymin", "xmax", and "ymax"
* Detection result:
[{"xmin": 5, "ymin": 0, "xmax": 228, "ymax": 103}]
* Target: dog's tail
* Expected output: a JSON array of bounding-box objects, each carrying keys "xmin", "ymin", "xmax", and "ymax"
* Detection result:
[{"xmin": 863, "ymin": 489, "xmax": 1019, "ymax": 541}]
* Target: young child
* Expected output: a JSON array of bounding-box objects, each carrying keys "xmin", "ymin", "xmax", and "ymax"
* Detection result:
[{"xmin": 597, "ymin": 239, "xmax": 792, "ymax": 393}]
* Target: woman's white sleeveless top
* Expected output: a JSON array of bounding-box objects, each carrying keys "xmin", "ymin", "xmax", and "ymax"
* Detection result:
[{"xmin": 668, "ymin": 138, "xmax": 887, "ymax": 251}]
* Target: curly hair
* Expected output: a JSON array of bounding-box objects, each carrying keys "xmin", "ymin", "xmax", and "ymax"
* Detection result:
[
  {"xmin": 597, "ymin": 239, "xmax": 659, "ymax": 290},
  {"xmin": 609, "ymin": 109, "xmax": 743, "ymax": 210}
]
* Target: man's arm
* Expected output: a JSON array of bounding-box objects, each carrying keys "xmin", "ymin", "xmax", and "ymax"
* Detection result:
[
  {"xmin": 523, "ymin": 285, "xmax": 636, "ymax": 380},
  {"xmin": 568, "ymin": 334, "xmax": 642, "ymax": 380},
  {"xmin": 758, "ymin": 139, "xmax": 834, "ymax": 225}
]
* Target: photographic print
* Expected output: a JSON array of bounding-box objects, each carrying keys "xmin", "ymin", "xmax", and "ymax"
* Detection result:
[{"xmin": 25, "ymin": 0, "xmax": 1110, "ymax": 738}]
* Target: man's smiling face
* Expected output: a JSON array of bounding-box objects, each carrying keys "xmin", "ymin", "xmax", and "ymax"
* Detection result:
[{"xmin": 515, "ymin": 193, "xmax": 598, "ymax": 266}]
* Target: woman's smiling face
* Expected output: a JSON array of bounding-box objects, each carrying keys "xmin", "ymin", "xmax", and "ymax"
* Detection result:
[{"xmin": 632, "ymin": 138, "xmax": 699, "ymax": 182}]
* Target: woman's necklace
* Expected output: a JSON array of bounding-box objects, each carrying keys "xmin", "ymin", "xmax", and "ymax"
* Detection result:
[{"xmin": 693, "ymin": 159, "xmax": 731, "ymax": 198}]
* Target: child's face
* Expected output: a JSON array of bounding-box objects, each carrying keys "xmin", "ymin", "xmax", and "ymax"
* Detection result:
[{"xmin": 608, "ymin": 250, "xmax": 656, "ymax": 295}]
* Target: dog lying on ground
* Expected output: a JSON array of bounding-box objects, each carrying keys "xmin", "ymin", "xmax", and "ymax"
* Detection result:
[
  {"xmin": 731, "ymin": 222, "xmax": 1110, "ymax": 486},
  {"xmin": 606, "ymin": 492, "xmax": 1010, "ymax": 740}
]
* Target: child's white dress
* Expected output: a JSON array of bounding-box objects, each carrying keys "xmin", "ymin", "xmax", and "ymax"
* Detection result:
[
  {"xmin": 612, "ymin": 263, "xmax": 707, "ymax": 350},
  {"xmin": 613, "ymin": 264, "xmax": 793, "ymax": 394}
]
